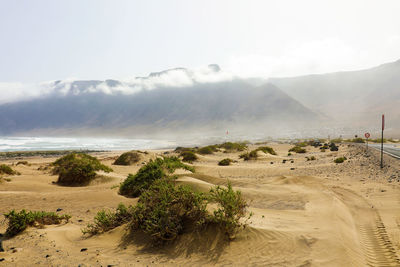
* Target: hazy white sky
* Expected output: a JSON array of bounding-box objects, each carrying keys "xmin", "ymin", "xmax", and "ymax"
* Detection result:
[{"xmin": 1, "ymin": 0, "xmax": 400, "ymax": 83}]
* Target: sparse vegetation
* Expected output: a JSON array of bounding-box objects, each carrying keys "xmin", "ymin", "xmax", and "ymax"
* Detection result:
[
  {"xmin": 52, "ymin": 153, "xmax": 113, "ymax": 186},
  {"xmin": 0, "ymin": 150, "xmax": 101, "ymax": 159},
  {"xmin": 256, "ymin": 146, "xmax": 276, "ymax": 155},
  {"xmin": 119, "ymin": 157, "xmax": 194, "ymax": 198},
  {"xmin": 239, "ymin": 150, "xmax": 258, "ymax": 160},
  {"xmin": 289, "ymin": 146, "xmax": 307, "ymax": 153},
  {"xmin": 369, "ymin": 138, "xmax": 387, "ymax": 143},
  {"xmin": 82, "ymin": 203, "xmax": 132, "ymax": 235},
  {"xmin": 86, "ymin": 180, "xmax": 250, "ymax": 243},
  {"xmin": 130, "ymin": 178, "xmax": 208, "ymax": 243},
  {"xmin": 217, "ymin": 142, "xmax": 247, "ymax": 152},
  {"xmin": 209, "ymin": 182, "xmax": 250, "ymax": 239},
  {"xmin": 180, "ymin": 151, "xmax": 198, "ymax": 162},
  {"xmin": 4, "ymin": 209, "xmax": 70, "ymax": 237},
  {"xmin": 218, "ymin": 158, "xmax": 233, "ymax": 166},
  {"xmin": 350, "ymin": 138, "xmax": 365, "ymax": 143},
  {"xmin": 0, "ymin": 164, "xmax": 19, "ymax": 175},
  {"xmin": 306, "ymin": 156, "xmax": 316, "ymax": 161},
  {"xmin": 197, "ymin": 145, "xmax": 217, "ymax": 155},
  {"xmin": 330, "ymin": 138, "xmax": 343, "ymax": 143},
  {"xmin": 334, "ymin": 157, "xmax": 347, "ymax": 163},
  {"xmin": 113, "ymin": 151, "xmax": 141, "ymax": 165}
]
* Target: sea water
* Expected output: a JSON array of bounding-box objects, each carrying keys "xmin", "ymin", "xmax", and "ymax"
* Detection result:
[{"xmin": 0, "ymin": 136, "xmax": 177, "ymax": 152}]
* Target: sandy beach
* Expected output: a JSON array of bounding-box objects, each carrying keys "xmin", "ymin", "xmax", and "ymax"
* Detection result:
[{"xmin": 1, "ymin": 143, "xmax": 400, "ymax": 266}]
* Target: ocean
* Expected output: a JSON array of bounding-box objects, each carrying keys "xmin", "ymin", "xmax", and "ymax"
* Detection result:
[{"xmin": 0, "ymin": 136, "xmax": 177, "ymax": 152}]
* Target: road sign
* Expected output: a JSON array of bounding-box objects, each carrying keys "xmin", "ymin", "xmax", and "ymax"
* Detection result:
[
  {"xmin": 365, "ymin": 133, "xmax": 370, "ymax": 138},
  {"xmin": 382, "ymin": 114, "xmax": 385, "ymax": 130}
]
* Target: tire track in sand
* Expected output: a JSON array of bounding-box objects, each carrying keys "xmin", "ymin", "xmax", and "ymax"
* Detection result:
[{"xmin": 332, "ymin": 187, "xmax": 400, "ymax": 267}]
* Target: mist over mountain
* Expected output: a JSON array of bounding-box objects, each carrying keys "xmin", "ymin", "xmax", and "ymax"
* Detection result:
[
  {"xmin": 269, "ymin": 59, "xmax": 400, "ymax": 129},
  {"xmin": 0, "ymin": 67, "xmax": 321, "ymax": 138}
]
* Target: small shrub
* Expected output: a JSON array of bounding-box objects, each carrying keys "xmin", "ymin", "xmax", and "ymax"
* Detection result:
[
  {"xmin": 174, "ymin": 147, "xmax": 194, "ymax": 153},
  {"xmin": 288, "ymin": 152, "xmax": 292, "ymax": 156},
  {"xmin": 295, "ymin": 142, "xmax": 308, "ymax": 147},
  {"xmin": 119, "ymin": 157, "xmax": 194, "ymax": 198},
  {"xmin": 329, "ymin": 143, "xmax": 339, "ymax": 151},
  {"xmin": 16, "ymin": 161, "xmax": 30, "ymax": 166},
  {"xmin": 257, "ymin": 146, "xmax": 276, "ymax": 155},
  {"xmin": 217, "ymin": 142, "xmax": 247, "ymax": 152},
  {"xmin": 239, "ymin": 150, "xmax": 258, "ymax": 161},
  {"xmin": 306, "ymin": 156, "xmax": 316, "ymax": 161},
  {"xmin": 197, "ymin": 146, "xmax": 217, "ymax": 155},
  {"xmin": 180, "ymin": 151, "xmax": 198, "ymax": 162},
  {"xmin": 218, "ymin": 158, "xmax": 233, "ymax": 166},
  {"xmin": 113, "ymin": 151, "xmax": 141, "ymax": 165},
  {"xmin": 4, "ymin": 209, "xmax": 70, "ymax": 237},
  {"xmin": 330, "ymin": 138, "xmax": 343, "ymax": 143},
  {"xmin": 334, "ymin": 157, "xmax": 347, "ymax": 163},
  {"xmin": 130, "ymin": 179, "xmax": 208, "ymax": 243},
  {"xmin": 53, "ymin": 153, "xmax": 113, "ymax": 186},
  {"xmin": 82, "ymin": 203, "xmax": 132, "ymax": 235},
  {"xmin": 0, "ymin": 164, "xmax": 19, "ymax": 175},
  {"xmin": 209, "ymin": 182, "xmax": 250, "ymax": 239},
  {"xmin": 289, "ymin": 146, "xmax": 307, "ymax": 153}
]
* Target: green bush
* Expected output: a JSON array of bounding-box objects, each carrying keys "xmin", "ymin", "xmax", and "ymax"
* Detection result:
[
  {"xmin": 180, "ymin": 151, "xmax": 198, "ymax": 162},
  {"xmin": 256, "ymin": 146, "xmax": 276, "ymax": 155},
  {"xmin": 334, "ymin": 157, "xmax": 347, "ymax": 163},
  {"xmin": 119, "ymin": 157, "xmax": 194, "ymax": 198},
  {"xmin": 197, "ymin": 146, "xmax": 217, "ymax": 155},
  {"xmin": 174, "ymin": 147, "xmax": 195, "ymax": 153},
  {"xmin": 217, "ymin": 142, "xmax": 247, "ymax": 152},
  {"xmin": 4, "ymin": 209, "xmax": 70, "ymax": 237},
  {"xmin": 239, "ymin": 150, "xmax": 258, "ymax": 160},
  {"xmin": 295, "ymin": 142, "xmax": 308, "ymax": 147},
  {"xmin": 130, "ymin": 179, "xmax": 208, "ymax": 243},
  {"xmin": 289, "ymin": 146, "xmax": 307, "ymax": 153},
  {"xmin": 0, "ymin": 164, "xmax": 19, "ymax": 175},
  {"xmin": 113, "ymin": 151, "xmax": 141, "ymax": 165},
  {"xmin": 218, "ymin": 158, "xmax": 233, "ymax": 166},
  {"xmin": 209, "ymin": 182, "xmax": 249, "ymax": 239},
  {"xmin": 86, "ymin": 180, "xmax": 251, "ymax": 243},
  {"xmin": 82, "ymin": 203, "xmax": 132, "ymax": 235},
  {"xmin": 52, "ymin": 153, "xmax": 113, "ymax": 186}
]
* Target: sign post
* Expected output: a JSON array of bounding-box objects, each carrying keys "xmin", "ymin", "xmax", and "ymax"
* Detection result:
[
  {"xmin": 365, "ymin": 132, "xmax": 370, "ymax": 149},
  {"xmin": 381, "ymin": 114, "xmax": 385, "ymax": 169}
]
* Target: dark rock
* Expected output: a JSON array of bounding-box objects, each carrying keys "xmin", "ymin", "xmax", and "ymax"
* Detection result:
[
  {"xmin": 56, "ymin": 208, "xmax": 63, "ymax": 212},
  {"xmin": 270, "ymin": 162, "xmax": 273, "ymax": 164},
  {"xmin": 80, "ymin": 248, "xmax": 88, "ymax": 252},
  {"xmin": 45, "ymin": 254, "xmax": 50, "ymax": 258},
  {"xmin": 0, "ymin": 258, "xmax": 5, "ymax": 262},
  {"xmin": 78, "ymin": 219, "xmax": 84, "ymax": 222},
  {"xmin": 290, "ymin": 168, "xmax": 295, "ymax": 170},
  {"xmin": 0, "ymin": 239, "xmax": 4, "ymax": 252}
]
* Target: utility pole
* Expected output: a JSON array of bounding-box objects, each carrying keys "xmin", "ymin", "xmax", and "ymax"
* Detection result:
[{"xmin": 381, "ymin": 114, "xmax": 384, "ymax": 169}]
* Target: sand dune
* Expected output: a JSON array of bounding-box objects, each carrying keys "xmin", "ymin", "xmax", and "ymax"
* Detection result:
[{"xmin": 1, "ymin": 144, "xmax": 400, "ymax": 266}]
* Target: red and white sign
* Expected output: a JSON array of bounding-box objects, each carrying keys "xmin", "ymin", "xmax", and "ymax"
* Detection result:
[
  {"xmin": 382, "ymin": 114, "xmax": 385, "ymax": 131},
  {"xmin": 365, "ymin": 132, "xmax": 370, "ymax": 138}
]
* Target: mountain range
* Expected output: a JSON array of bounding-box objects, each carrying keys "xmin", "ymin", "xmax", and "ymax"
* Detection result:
[{"xmin": 0, "ymin": 60, "xmax": 399, "ymax": 138}]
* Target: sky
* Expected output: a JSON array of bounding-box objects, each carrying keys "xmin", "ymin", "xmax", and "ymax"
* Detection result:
[{"xmin": 1, "ymin": 0, "xmax": 400, "ymax": 84}]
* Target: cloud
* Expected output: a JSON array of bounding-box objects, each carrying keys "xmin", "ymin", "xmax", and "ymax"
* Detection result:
[{"xmin": 0, "ymin": 65, "xmax": 236, "ymax": 104}]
